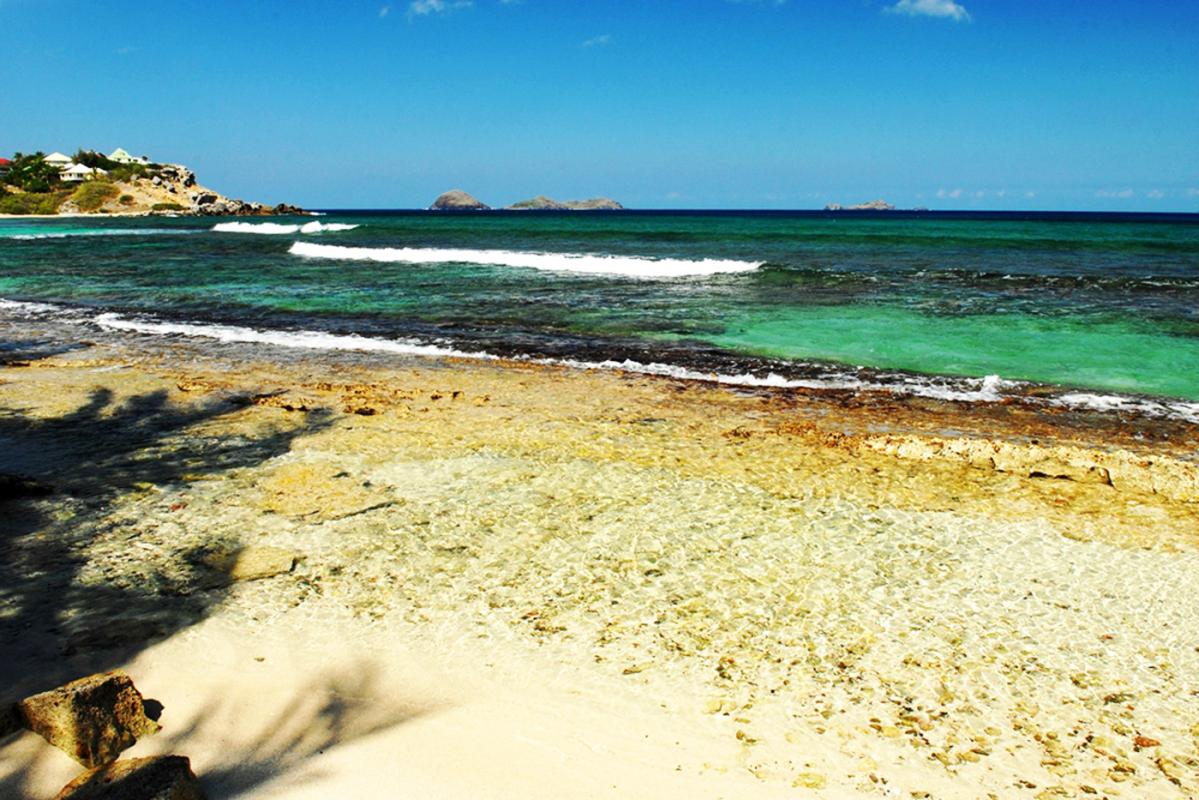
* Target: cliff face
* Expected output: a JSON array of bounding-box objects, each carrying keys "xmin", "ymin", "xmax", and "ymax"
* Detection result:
[{"xmin": 430, "ymin": 189, "xmax": 489, "ymax": 210}]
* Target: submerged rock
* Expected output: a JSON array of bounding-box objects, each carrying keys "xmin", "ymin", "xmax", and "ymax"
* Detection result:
[
  {"xmin": 198, "ymin": 545, "xmax": 297, "ymax": 586},
  {"xmin": 17, "ymin": 672, "xmax": 161, "ymax": 767},
  {"xmin": 54, "ymin": 755, "xmax": 205, "ymax": 800},
  {"xmin": 0, "ymin": 472, "xmax": 53, "ymax": 501},
  {"xmin": 429, "ymin": 189, "xmax": 489, "ymax": 210}
]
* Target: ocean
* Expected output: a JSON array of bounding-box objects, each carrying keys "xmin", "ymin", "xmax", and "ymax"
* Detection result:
[{"xmin": 2, "ymin": 210, "xmax": 1198, "ymax": 418}]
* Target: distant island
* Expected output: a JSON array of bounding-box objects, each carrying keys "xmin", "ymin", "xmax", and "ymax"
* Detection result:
[
  {"xmin": 507, "ymin": 195, "xmax": 624, "ymax": 211},
  {"xmin": 824, "ymin": 199, "xmax": 897, "ymax": 211},
  {"xmin": 0, "ymin": 148, "xmax": 302, "ymax": 216},
  {"xmin": 429, "ymin": 189, "xmax": 624, "ymax": 211}
]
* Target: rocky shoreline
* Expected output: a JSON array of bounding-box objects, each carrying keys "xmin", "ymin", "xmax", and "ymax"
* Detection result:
[{"xmin": 1, "ymin": 317, "xmax": 1196, "ymax": 799}]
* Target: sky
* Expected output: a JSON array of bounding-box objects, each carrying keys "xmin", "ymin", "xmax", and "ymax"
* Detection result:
[{"xmin": 1, "ymin": 0, "xmax": 1197, "ymax": 211}]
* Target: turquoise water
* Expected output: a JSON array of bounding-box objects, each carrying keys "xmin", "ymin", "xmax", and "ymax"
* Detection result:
[{"xmin": 1, "ymin": 211, "xmax": 1198, "ymax": 401}]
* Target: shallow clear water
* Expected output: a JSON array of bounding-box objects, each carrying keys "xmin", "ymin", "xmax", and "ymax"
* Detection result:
[{"xmin": 1, "ymin": 210, "xmax": 1198, "ymax": 400}]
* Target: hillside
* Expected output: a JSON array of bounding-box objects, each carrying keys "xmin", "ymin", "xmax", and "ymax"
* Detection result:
[{"xmin": 0, "ymin": 150, "xmax": 301, "ymax": 216}]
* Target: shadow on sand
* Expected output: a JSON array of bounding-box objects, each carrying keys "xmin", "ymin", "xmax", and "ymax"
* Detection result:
[{"xmin": 0, "ymin": 344, "xmax": 422, "ymax": 796}]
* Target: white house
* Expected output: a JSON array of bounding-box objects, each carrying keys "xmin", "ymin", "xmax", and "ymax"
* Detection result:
[
  {"xmin": 44, "ymin": 151, "xmax": 73, "ymax": 168},
  {"xmin": 108, "ymin": 147, "xmax": 149, "ymax": 165},
  {"xmin": 60, "ymin": 163, "xmax": 108, "ymax": 183}
]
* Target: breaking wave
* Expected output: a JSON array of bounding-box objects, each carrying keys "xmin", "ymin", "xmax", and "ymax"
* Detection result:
[
  {"xmin": 212, "ymin": 221, "xmax": 359, "ymax": 235},
  {"xmin": 4, "ymin": 297, "xmax": 1197, "ymax": 423},
  {"xmin": 288, "ymin": 241, "xmax": 763, "ymax": 278}
]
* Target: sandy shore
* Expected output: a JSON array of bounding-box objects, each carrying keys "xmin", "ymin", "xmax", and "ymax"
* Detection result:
[{"xmin": 1, "ymin": 321, "xmax": 1197, "ymax": 798}]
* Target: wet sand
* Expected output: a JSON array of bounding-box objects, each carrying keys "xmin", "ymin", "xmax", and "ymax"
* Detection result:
[{"xmin": 1, "ymin": 320, "xmax": 1197, "ymax": 798}]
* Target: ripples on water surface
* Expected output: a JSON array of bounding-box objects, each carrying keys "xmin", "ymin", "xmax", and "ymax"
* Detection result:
[{"xmin": 1, "ymin": 210, "xmax": 1197, "ymax": 403}]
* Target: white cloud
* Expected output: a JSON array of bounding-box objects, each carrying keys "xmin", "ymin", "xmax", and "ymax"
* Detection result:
[
  {"xmin": 1188, "ymin": 188, "xmax": 1199, "ymax": 197},
  {"xmin": 1146, "ymin": 189, "xmax": 1165, "ymax": 199},
  {"xmin": 1025, "ymin": 191, "xmax": 1037, "ymax": 198},
  {"xmin": 886, "ymin": 0, "xmax": 971, "ymax": 22},
  {"xmin": 1095, "ymin": 188, "xmax": 1134, "ymax": 199},
  {"xmin": 407, "ymin": 0, "xmax": 471, "ymax": 18},
  {"xmin": 996, "ymin": 190, "xmax": 1007, "ymax": 198},
  {"xmin": 581, "ymin": 33, "xmax": 611, "ymax": 47},
  {"xmin": 974, "ymin": 190, "xmax": 984, "ymax": 198},
  {"xmin": 379, "ymin": 5, "xmax": 390, "ymax": 17},
  {"xmin": 936, "ymin": 188, "xmax": 963, "ymax": 199}
]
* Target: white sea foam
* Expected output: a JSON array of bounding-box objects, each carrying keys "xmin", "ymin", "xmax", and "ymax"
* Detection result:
[
  {"xmin": 93, "ymin": 313, "xmax": 491, "ymax": 361},
  {"xmin": 211, "ymin": 221, "xmax": 359, "ymax": 235},
  {"xmin": 4, "ymin": 297, "xmax": 1195, "ymax": 422},
  {"xmin": 6, "ymin": 228, "xmax": 196, "ymax": 240},
  {"xmin": 288, "ymin": 241, "xmax": 763, "ymax": 278},
  {"xmin": 1051, "ymin": 392, "xmax": 1199, "ymax": 424},
  {"xmin": 0, "ymin": 298, "xmax": 61, "ymax": 314}
]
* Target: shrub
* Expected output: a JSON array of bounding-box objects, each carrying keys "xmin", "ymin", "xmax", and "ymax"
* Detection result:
[
  {"xmin": 0, "ymin": 192, "xmax": 66, "ymax": 215},
  {"xmin": 71, "ymin": 180, "xmax": 119, "ymax": 212},
  {"xmin": 151, "ymin": 202, "xmax": 184, "ymax": 211},
  {"xmin": 119, "ymin": 194, "xmax": 134, "ymax": 206},
  {"xmin": 73, "ymin": 149, "xmax": 118, "ymax": 171},
  {"xmin": 5, "ymin": 153, "xmax": 60, "ymax": 192}
]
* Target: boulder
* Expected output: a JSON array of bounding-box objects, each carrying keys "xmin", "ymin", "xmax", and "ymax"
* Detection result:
[
  {"xmin": 190, "ymin": 193, "xmax": 218, "ymax": 208},
  {"xmin": 17, "ymin": 672, "xmax": 160, "ymax": 767},
  {"xmin": 562, "ymin": 197, "xmax": 623, "ymax": 210},
  {"xmin": 429, "ymin": 189, "xmax": 489, "ymax": 210},
  {"xmin": 54, "ymin": 755, "xmax": 205, "ymax": 800}
]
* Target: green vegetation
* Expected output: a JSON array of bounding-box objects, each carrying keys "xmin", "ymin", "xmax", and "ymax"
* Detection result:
[
  {"xmin": 119, "ymin": 194, "xmax": 135, "ymax": 206},
  {"xmin": 3, "ymin": 152, "xmax": 60, "ymax": 193},
  {"xmin": 0, "ymin": 191, "xmax": 68, "ymax": 215},
  {"xmin": 108, "ymin": 163, "xmax": 157, "ymax": 182},
  {"xmin": 70, "ymin": 180, "xmax": 119, "ymax": 212},
  {"xmin": 151, "ymin": 202, "xmax": 184, "ymax": 211},
  {"xmin": 73, "ymin": 149, "xmax": 118, "ymax": 171}
]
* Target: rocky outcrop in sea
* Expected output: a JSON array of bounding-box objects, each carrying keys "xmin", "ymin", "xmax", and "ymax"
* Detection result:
[
  {"xmin": 429, "ymin": 189, "xmax": 489, "ymax": 210},
  {"xmin": 825, "ymin": 199, "xmax": 897, "ymax": 211},
  {"xmin": 506, "ymin": 195, "xmax": 624, "ymax": 211}
]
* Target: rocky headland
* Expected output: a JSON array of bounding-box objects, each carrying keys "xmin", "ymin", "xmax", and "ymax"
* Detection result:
[{"xmin": 0, "ymin": 150, "xmax": 303, "ymax": 217}]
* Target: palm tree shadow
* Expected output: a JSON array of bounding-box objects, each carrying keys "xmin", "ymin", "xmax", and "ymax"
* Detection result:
[
  {"xmin": 162, "ymin": 664, "xmax": 441, "ymax": 797},
  {"xmin": 0, "ymin": 374, "xmax": 333, "ymax": 698}
]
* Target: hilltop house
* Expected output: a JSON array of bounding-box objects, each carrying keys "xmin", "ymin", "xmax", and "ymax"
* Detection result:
[
  {"xmin": 44, "ymin": 152, "xmax": 73, "ymax": 168},
  {"xmin": 0, "ymin": 157, "xmax": 10, "ymax": 179},
  {"xmin": 108, "ymin": 147, "xmax": 149, "ymax": 165},
  {"xmin": 60, "ymin": 163, "xmax": 107, "ymax": 183}
]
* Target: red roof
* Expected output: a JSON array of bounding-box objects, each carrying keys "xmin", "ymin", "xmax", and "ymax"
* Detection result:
[{"xmin": 0, "ymin": 158, "xmax": 11, "ymax": 166}]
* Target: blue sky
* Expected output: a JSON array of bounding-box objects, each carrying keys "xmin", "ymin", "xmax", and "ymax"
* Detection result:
[{"xmin": 2, "ymin": 0, "xmax": 1196, "ymax": 210}]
